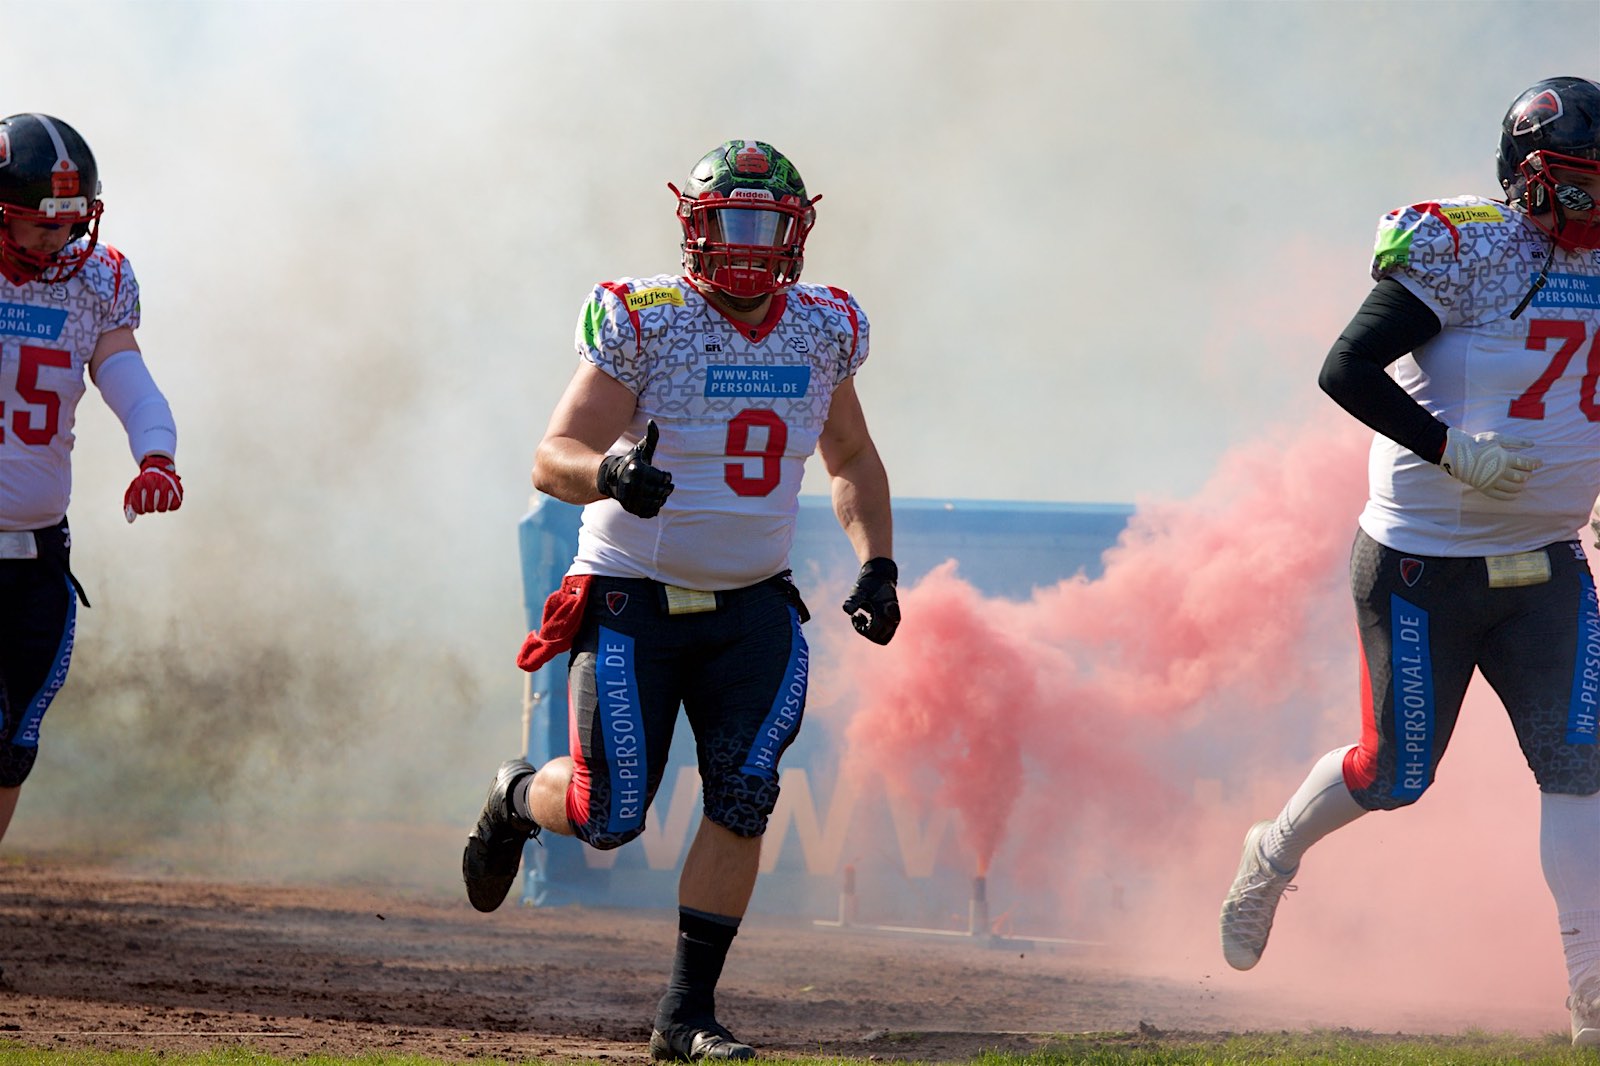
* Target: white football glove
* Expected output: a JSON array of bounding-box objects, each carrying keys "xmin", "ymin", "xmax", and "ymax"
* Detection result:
[
  {"xmin": 1589, "ymin": 496, "xmax": 1600, "ymax": 550},
  {"xmin": 1439, "ymin": 428, "xmax": 1540, "ymax": 501}
]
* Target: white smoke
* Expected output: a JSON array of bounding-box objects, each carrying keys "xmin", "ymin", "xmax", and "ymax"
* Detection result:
[{"xmin": 2, "ymin": 2, "xmax": 1595, "ymax": 897}]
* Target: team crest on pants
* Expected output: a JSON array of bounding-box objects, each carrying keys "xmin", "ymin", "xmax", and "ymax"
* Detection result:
[
  {"xmin": 1400, "ymin": 558, "xmax": 1424, "ymax": 587},
  {"xmin": 606, "ymin": 591, "xmax": 629, "ymax": 615}
]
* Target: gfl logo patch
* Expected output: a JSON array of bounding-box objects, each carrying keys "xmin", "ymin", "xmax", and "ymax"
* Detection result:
[{"xmin": 1399, "ymin": 558, "xmax": 1424, "ymax": 587}]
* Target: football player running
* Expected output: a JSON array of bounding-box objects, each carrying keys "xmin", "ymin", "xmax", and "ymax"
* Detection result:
[
  {"xmin": 0, "ymin": 113, "xmax": 182, "ymax": 846},
  {"xmin": 1219, "ymin": 77, "xmax": 1600, "ymax": 1047},
  {"xmin": 463, "ymin": 140, "xmax": 899, "ymax": 1061}
]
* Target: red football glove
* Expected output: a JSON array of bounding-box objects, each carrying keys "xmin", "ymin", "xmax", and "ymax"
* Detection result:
[{"xmin": 124, "ymin": 454, "xmax": 183, "ymax": 523}]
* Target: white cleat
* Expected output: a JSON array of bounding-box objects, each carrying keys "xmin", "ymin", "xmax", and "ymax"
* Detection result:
[
  {"xmin": 1219, "ymin": 820, "xmax": 1297, "ymax": 971},
  {"xmin": 1571, "ymin": 976, "xmax": 1600, "ymax": 1048}
]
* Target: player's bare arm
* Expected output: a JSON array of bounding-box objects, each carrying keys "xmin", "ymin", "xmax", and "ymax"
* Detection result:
[
  {"xmin": 87, "ymin": 325, "xmax": 140, "ymax": 379},
  {"xmin": 533, "ymin": 362, "xmax": 640, "ymax": 505},
  {"xmin": 817, "ymin": 376, "xmax": 892, "ymax": 564}
]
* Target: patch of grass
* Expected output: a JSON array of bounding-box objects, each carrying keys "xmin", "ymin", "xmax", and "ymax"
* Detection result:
[{"xmin": 0, "ymin": 1030, "xmax": 1592, "ymax": 1066}]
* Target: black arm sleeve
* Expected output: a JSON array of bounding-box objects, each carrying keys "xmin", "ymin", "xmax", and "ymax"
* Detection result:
[{"xmin": 1317, "ymin": 277, "xmax": 1448, "ymax": 463}]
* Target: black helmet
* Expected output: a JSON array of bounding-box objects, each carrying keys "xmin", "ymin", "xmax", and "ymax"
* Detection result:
[
  {"xmin": 668, "ymin": 140, "xmax": 818, "ymax": 300},
  {"xmin": 1495, "ymin": 77, "xmax": 1600, "ymax": 251},
  {"xmin": 0, "ymin": 113, "xmax": 104, "ymax": 282}
]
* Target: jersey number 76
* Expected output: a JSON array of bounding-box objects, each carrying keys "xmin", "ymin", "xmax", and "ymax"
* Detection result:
[{"xmin": 1509, "ymin": 320, "xmax": 1600, "ymax": 421}]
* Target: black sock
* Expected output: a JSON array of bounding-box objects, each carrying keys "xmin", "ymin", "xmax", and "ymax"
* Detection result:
[{"xmin": 655, "ymin": 907, "xmax": 740, "ymax": 1030}]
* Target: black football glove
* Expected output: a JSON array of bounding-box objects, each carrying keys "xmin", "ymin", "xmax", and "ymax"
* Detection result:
[
  {"xmin": 841, "ymin": 557, "xmax": 900, "ymax": 645},
  {"xmin": 597, "ymin": 419, "xmax": 674, "ymax": 519}
]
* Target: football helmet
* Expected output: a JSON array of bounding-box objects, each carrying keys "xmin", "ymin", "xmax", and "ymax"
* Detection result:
[
  {"xmin": 0, "ymin": 113, "xmax": 104, "ymax": 283},
  {"xmin": 670, "ymin": 140, "xmax": 818, "ymax": 300},
  {"xmin": 1496, "ymin": 77, "xmax": 1600, "ymax": 251}
]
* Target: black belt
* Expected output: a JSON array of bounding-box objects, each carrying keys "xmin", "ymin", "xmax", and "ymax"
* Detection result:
[{"xmin": 599, "ymin": 571, "xmax": 810, "ymax": 623}]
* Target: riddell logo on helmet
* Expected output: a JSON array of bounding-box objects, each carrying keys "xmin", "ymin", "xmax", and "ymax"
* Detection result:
[
  {"xmin": 734, "ymin": 145, "xmax": 770, "ymax": 175},
  {"xmin": 730, "ymin": 188, "xmax": 775, "ymax": 201},
  {"xmin": 1512, "ymin": 90, "xmax": 1564, "ymax": 136}
]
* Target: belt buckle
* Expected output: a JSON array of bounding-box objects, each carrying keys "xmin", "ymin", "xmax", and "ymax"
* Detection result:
[
  {"xmin": 0, "ymin": 530, "xmax": 38, "ymax": 560},
  {"xmin": 1485, "ymin": 549, "xmax": 1551, "ymax": 588},
  {"xmin": 664, "ymin": 584, "xmax": 717, "ymax": 615}
]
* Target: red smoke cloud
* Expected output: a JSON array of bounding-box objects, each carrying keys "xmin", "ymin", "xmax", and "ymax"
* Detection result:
[
  {"xmin": 828, "ymin": 405, "xmax": 1580, "ymax": 1035},
  {"xmin": 837, "ymin": 406, "xmax": 1370, "ymax": 877}
]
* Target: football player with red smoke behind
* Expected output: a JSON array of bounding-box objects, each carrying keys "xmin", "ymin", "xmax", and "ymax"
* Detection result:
[
  {"xmin": 1219, "ymin": 77, "xmax": 1600, "ymax": 1048},
  {"xmin": 463, "ymin": 140, "xmax": 898, "ymax": 1062}
]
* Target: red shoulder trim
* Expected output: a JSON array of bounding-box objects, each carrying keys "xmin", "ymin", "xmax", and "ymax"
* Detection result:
[
  {"xmin": 599, "ymin": 280, "xmax": 642, "ymax": 356},
  {"xmin": 1410, "ymin": 203, "xmax": 1462, "ymax": 261},
  {"xmin": 827, "ymin": 285, "xmax": 859, "ymax": 362},
  {"xmin": 108, "ymin": 247, "xmax": 125, "ymax": 306}
]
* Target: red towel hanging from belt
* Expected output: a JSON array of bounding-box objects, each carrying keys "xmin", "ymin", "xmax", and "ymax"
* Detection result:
[{"xmin": 516, "ymin": 574, "xmax": 594, "ymax": 672}]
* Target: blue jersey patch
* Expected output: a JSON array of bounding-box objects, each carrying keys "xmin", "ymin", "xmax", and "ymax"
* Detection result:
[
  {"xmin": 0, "ymin": 303, "xmax": 66, "ymax": 340},
  {"xmin": 704, "ymin": 365, "xmax": 811, "ymax": 398},
  {"xmin": 1530, "ymin": 273, "xmax": 1600, "ymax": 310}
]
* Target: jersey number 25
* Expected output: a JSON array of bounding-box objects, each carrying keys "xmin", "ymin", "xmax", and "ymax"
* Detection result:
[{"xmin": 0, "ymin": 346, "xmax": 71, "ymax": 445}]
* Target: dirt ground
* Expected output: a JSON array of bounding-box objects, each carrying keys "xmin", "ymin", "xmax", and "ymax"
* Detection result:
[{"xmin": 0, "ymin": 855, "xmax": 1450, "ymax": 1063}]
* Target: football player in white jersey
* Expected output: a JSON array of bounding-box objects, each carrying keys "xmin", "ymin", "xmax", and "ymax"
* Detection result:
[
  {"xmin": 463, "ymin": 140, "xmax": 897, "ymax": 1061},
  {"xmin": 1218, "ymin": 77, "xmax": 1600, "ymax": 1045},
  {"xmin": 0, "ymin": 114, "xmax": 182, "ymax": 846}
]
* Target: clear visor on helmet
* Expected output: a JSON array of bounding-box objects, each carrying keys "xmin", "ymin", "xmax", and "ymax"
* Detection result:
[{"xmin": 705, "ymin": 206, "xmax": 794, "ymax": 249}]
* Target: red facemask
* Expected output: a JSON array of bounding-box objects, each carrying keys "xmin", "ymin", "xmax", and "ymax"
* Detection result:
[
  {"xmin": 1519, "ymin": 151, "xmax": 1600, "ymax": 251},
  {"xmin": 672, "ymin": 186, "xmax": 816, "ymax": 299},
  {"xmin": 0, "ymin": 202, "xmax": 103, "ymax": 283}
]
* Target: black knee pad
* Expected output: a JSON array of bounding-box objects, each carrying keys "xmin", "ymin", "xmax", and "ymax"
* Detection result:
[
  {"xmin": 1352, "ymin": 788, "xmax": 1425, "ymax": 812},
  {"xmin": 703, "ymin": 773, "xmax": 779, "ymax": 838},
  {"xmin": 0, "ymin": 742, "xmax": 38, "ymax": 788},
  {"xmin": 578, "ymin": 825, "xmax": 645, "ymax": 851},
  {"xmin": 1546, "ymin": 781, "xmax": 1600, "ymax": 798},
  {"xmin": 1535, "ymin": 750, "xmax": 1600, "ymax": 797}
]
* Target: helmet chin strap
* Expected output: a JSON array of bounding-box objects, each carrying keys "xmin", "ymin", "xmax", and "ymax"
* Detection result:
[{"xmin": 1510, "ymin": 183, "xmax": 1592, "ymax": 321}]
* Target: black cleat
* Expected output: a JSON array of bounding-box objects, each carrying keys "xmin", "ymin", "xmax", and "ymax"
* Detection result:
[
  {"xmin": 649, "ymin": 1021, "xmax": 755, "ymax": 1061},
  {"xmin": 462, "ymin": 757, "xmax": 539, "ymax": 912}
]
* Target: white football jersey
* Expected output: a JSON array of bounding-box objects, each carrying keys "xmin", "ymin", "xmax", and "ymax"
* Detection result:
[
  {"xmin": 0, "ymin": 242, "xmax": 141, "ymax": 530},
  {"xmin": 1357, "ymin": 196, "xmax": 1600, "ymax": 556},
  {"xmin": 567, "ymin": 275, "xmax": 868, "ymax": 590}
]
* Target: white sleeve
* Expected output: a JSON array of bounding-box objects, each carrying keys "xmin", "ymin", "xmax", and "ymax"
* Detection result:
[{"xmin": 94, "ymin": 349, "xmax": 177, "ymax": 461}]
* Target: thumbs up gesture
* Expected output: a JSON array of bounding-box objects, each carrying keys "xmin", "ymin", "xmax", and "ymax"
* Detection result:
[{"xmin": 596, "ymin": 419, "xmax": 674, "ymax": 519}]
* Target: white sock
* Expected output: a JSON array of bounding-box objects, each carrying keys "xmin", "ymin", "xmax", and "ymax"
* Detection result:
[
  {"xmin": 1540, "ymin": 791, "xmax": 1600, "ymax": 992},
  {"xmin": 1262, "ymin": 745, "xmax": 1368, "ymax": 873}
]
